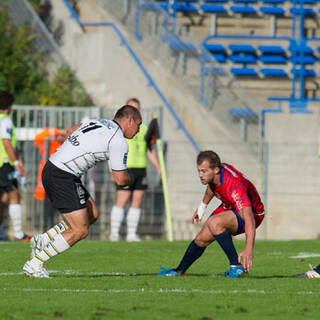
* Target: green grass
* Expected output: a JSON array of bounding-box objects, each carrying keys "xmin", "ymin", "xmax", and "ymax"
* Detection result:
[{"xmin": 0, "ymin": 239, "xmax": 319, "ymax": 319}]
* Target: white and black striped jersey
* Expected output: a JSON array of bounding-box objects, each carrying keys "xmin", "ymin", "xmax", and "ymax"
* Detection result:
[{"xmin": 49, "ymin": 119, "xmax": 128, "ymax": 177}]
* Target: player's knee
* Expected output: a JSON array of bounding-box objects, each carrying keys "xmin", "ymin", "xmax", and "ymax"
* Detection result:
[
  {"xmin": 194, "ymin": 234, "xmax": 211, "ymax": 247},
  {"xmin": 207, "ymin": 217, "xmax": 223, "ymax": 235},
  {"xmin": 72, "ymin": 226, "xmax": 89, "ymax": 241}
]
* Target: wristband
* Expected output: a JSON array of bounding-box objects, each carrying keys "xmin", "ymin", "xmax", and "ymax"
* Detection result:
[
  {"xmin": 197, "ymin": 202, "xmax": 207, "ymax": 220},
  {"xmin": 13, "ymin": 160, "xmax": 19, "ymax": 166}
]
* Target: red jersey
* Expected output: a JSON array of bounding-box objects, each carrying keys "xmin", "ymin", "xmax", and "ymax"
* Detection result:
[{"xmin": 210, "ymin": 163, "xmax": 264, "ymax": 216}]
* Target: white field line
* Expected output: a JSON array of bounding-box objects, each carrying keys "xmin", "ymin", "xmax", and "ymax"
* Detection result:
[
  {"xmin": 0, "ymin": 271, "xmax": 136, "ymax": 276},
  {"xmin": 0, "ymin": 287, "xmax": 319, "ymax": 295},
  {"xmin": 290, "ymin": 253, "xmax": 320, "ymax": 259}
]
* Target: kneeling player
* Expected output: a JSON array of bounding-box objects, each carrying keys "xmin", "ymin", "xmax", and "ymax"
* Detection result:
[{"xmin": 157, "ymin": 150, "xmax": 264, "ymax": 278}]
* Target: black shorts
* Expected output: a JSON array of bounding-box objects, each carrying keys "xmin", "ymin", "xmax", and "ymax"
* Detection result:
[
  {"xmin": 0, "ymin": 163, "xmax": 18, "ymax": 192},
  {"xmin": 42, "ymin": 161, "xmax": 90, "ymax": 214},
  {"xmin": 116, "ymin": 168, "xmax": 147, "ymax": 191}
]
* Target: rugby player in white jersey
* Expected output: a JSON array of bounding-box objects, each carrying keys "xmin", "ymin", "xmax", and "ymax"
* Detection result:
[{"xmin": 22, "ymin": 105, "xmax": 142, "ymax": 278}]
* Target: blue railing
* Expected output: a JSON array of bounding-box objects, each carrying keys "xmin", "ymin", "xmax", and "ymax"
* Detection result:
[{"xmin": 62, "ymin": 0, "xmax": 201, "ymax": 153}]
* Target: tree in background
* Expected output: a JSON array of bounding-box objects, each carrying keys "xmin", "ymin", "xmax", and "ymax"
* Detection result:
[{"xmin": 0, "ymin": 4, "xmax": 92, "ymax": 106}]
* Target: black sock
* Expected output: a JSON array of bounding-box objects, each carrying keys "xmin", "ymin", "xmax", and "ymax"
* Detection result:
[
  {"xmin": 214, "ymin": 229, "xmax": 239, "ymax": 266},
  {"xmin": 176, "ymin": 240, "xmax": 206, "ymax": 274},
  {"xmin": 315, "ymin": 264, "xmax": 320, "ymax": 274}
]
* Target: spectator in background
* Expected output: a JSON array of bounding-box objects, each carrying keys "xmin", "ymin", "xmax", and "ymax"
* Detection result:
[
  {"xmin": 109, "ymin": 98, "xmax": 161, "ymax": 242},
  {"xmin": 0, "ymin": 90, "xmax": 31, "ymax": 241},
  {"xmin": 34, "ymin": 127, "xmax": 67, "ymax": 230}
]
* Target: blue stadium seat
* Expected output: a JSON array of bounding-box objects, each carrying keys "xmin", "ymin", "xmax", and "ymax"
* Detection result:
[
  {"xmin": 232, "ymin": 0, "xmax": 258, "ymax": 3},
  {"xmin": 203, "ymin": 0, "xmax": 228, "ymax": 2},
  {"xmin": 290, "ymin": 55, "xmax": 316, "ymax": 65},
  {"xmin": 203, "ymin": 43, "xmax": 226, "ymax": 52},
  {"xmin": 200, "ymin": 4, "xmax": 227, "ymax": 13},
  {"xmin": 173, "ymin": 3, "xmax": 198, "ymax": 12},
  {"xmin": 229, "ymin": 107, "xmax": 258, "ymax": 123},
  {"xmin": 261, "ymin": 0, "xmax": 285, "ymax": 3},
  {"xmin": 291, "ymin": 69, "xmax": 316, "ymax": 77},
  {"xmin": 259, "ymin": 55, "xmax": 287, "ymax": 64},
  {"xmin": 289, "ymin": 44, "xmax": 314, "ymax": 55},
  {"xmin": 231, "ymin": 67, "xmax": 258, "ymax": 76},
  {"xmin": 289, "ymin": 0, "xmax": 316, "ymax": 3},
  {"xmin": 261, "ymin": 68, "xmax": 288, "ymax": 77},
  {"xmin": 229, "ymin": 54, "xmax": 257, "ymax": 64},
  {"xmin": 260, "ymin": 6, "xmax": 285, "ymax": 15},
  {"xmin": 212, "ymin": 53, "xmax": 228, "ymax": 63},
  {"xmin": 258, "ymin": 45, "xmax": 286, "ymax": 55},
  {"xmin": 140, "ymin": 2, "xmax": 168, "ymax": 11},
  {"xmin": 167, "ymin": 35, "xmax": 197, "ymax": 52},
  {"xmin": 229, "ymin": 44, "xmax": 256, "ymax": 54},
  {"xmin": 230, "ymin": 5, "xmax": 257, "ymax": 14},
  {"xmin": 290, "ymin": 7, "xmax": 316, "ymax": 16},
  {"xmin": 177, "ymin": 0, "xmax": 199, "ymax": 2}
]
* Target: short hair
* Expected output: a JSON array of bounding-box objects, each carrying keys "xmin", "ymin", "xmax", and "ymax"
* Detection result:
[
  {"xmin": 114, "ymin": 105, "xmax": 141, "ymax": 121},
  {"xmin": 0, "ymin": 91, "xmax": 14, "ymax": 110},
  {"xmin": 126, "ymin": 97, "xmax": 140, "ymax": 108},
  {"xmin": 197, "ymin": 151, "xmax": 221, "ymax": 169}
]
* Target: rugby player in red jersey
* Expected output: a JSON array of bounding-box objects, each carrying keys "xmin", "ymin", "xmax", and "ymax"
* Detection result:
[{"xmin": 157, "ymin": 150, "xmax": 264, "ymax": 278}]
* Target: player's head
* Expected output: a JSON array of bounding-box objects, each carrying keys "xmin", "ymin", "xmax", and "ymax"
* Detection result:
[
  {"xmin": 196, "ymin": 151, "xmax": 221, "ymax": 185},
  {"xmin": 126, "ymin": 97, "xmax": 140, "ymax": 110},
  {"xmin": 114, "ymin": 105, "xmax": 142, "ymax": 139},
  {"xmin": 0, "ymin": 91, "xmax": 14, "ymax": 112}
]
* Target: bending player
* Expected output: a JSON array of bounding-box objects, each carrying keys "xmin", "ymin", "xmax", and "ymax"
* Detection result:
[
  {"xmin": 22, "ymin": 105, "xmax": 142, "ymax": 278},
  {"xmin": 157, "ymin": 150, "xmax": 264, "ymax": 278}
]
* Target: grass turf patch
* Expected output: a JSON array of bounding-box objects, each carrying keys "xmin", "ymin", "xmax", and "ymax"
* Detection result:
[{"xmin": 0, "ymin": 239, "xmax": 319, "ymax": 319}]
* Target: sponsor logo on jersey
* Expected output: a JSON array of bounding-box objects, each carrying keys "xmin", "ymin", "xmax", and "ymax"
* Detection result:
[
  {"xmin": 68, "ymin": 134, "xmax": 80, "ymax": 146},
  {"xmin": 123, "ymin": 153, "xmax": 128, "ymax": 165}
]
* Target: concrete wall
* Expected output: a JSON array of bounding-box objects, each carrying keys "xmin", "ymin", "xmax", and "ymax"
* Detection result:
[{"xmin": 264, "ymin": 111, "xmax": 320, "ymax": 239}]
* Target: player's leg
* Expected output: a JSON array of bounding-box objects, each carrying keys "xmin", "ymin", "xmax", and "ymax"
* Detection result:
[
  {"xmin": 23, "ymin": 208, "xmax": 89, "ymax": 278},
  {"xmin": 109, "ymin": 190, "xmax": 131, "ymax": 241},
  {"xmin": 206, "ymin": 210, "xmax": 240, "ymax": 265},
  {"xmin": 126, "ymin": 169, "xmax": 147, "ymax": 241},
  {"xmin": 8, "ymin": 188, "xmax": 31, "ymax": 241},
  {"xmin": 126, "ymin": 189, "xmax": 144, "ymax": 241},
  {"xmin": 296, "ymin": 264, "xmax": 320, "ymax": 278},
  {"xmin": 0, "ymin": 190, "xmax": 7, "ymax": 240}
]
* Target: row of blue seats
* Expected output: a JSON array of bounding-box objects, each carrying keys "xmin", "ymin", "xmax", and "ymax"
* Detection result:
[
  {"xmin": 143, "ymin": 1, "xmax": 320, "ymax": 15},
  {"xmin": 203, "ymin": 65, "xmax": 317, "ymax": 76},
  {"xmin": 202, "ymin": 43, "xmax": 320, "ymax": 64},
  {"xmin": 156, "ymin": 0, "xmax": 320, "ymax": 3}
]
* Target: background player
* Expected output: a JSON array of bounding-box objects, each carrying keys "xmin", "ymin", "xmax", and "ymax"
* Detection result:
[
  {"xmin": 109, "ymin": 98, "xmax": 160, "ymax": 242},
  {"xmin": 157, "ymin": 150, "xmax": 264, "ymax": 278},
  {"xmin": 22, "ymin": 105, "xmax": 142, "ymax": 278}
]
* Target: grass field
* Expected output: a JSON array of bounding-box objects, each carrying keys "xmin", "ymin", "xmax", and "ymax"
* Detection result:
[{"xmin": 0, "ymin": 239, "xmax": 319, "ymax": 320}]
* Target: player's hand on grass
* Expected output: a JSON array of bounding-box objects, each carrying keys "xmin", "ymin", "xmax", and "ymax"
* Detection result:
[
  {"xmin": 238, "ymin": 248, "xmax": 253, "ymax": 272},
  {"xmin": 192, "ymin": 210, "xmax": 201, "ymax": 224}
]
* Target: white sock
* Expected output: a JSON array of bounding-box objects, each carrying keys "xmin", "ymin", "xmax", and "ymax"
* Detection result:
[
  {"xmin": 126, "ymin": 207, "xmax": 141, "ymax": 237},
  {"xmin": 110, "ymin": 206, "xmax": 124, "ymax": 237},
  {"xmin": 9, "ymin": 204, "xmax": 24, "ymax": 239},
  {"xmin": 31, "ymin": 233, "xmax": 70, "ymax": 268},
  {"xmin": 42, "ymin": 221, "xmax": 69, "ymax": 245}
]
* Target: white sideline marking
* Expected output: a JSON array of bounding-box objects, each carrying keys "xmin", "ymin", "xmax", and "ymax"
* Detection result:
[
  {"xmin": 290, "ymin": 253, "xmax": 320, "ymax": 259},
  {"xmin": 0, "ymin": 287, "xmax": 319, "ymax": 295}
]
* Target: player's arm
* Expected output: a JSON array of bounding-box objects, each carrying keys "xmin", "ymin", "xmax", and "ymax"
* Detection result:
[
  {"xmin": 147, "ymin": 148, "xmax": 161, "ymax": 177},
  {"xmin": 192, "ymin": 185, "xmax": 214, "ymax": 224},
  {"xmin": 238, "ymin": 206, "xmax": 256, "ymax": 271},
  {"xmin": 65, "ymin": 124, "xmax": 80, "ymax": 137},
  {"xmin": 2, "ymin": 138, "xmax": 25, "ymax": 176}
]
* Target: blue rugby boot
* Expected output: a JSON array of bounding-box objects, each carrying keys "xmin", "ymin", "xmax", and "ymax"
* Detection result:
[
  {"xmin": 156, "ymin": 266, "xmax": 178, "ymax": 276},
  {"xmin": 224, "ymin": 265, "xmax": 246, "ymax": 278}
]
